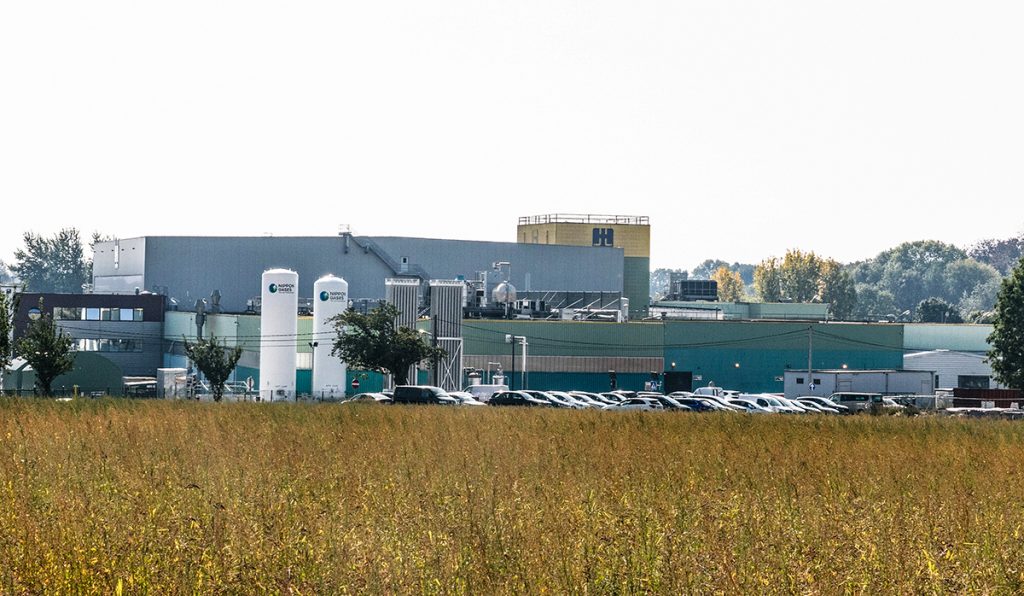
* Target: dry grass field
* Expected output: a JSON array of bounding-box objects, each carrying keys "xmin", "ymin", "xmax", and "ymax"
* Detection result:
[{"xmin": 3, "ymin": 399, "xmax": 1024, "ymax": 593}]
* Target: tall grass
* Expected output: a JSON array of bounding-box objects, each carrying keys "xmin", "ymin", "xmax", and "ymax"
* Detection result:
[{"xmin": 2, "ymin": 399, "xmax": 1024, "ymax": 593}]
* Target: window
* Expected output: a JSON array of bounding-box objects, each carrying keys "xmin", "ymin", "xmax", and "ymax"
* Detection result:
[
  {"xmin": 796, "ymin": 377, "xmax": 804, "ymax": 384},
  {"xmin": 53, "ymin": 307, "xmax": 84, "ymax": 320},
  {"xmin": 957, "ymin": 375, "xmax": 990, "ymax": 390},
  {"xmin": 813, "ymin": 378, "xmax": 821, "ymax": 385},
  {"xmin": 86, "ymin": 308, "xmax": 100, "ymax": 321},
  {"xmin": 75, "ymin": 339, "xmax": 142, "ymax": 352}
]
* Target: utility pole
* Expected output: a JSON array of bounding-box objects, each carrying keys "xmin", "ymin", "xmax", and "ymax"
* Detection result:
[
  {"xmin": 432, "ymin": 313, "xmax": 439, "ymax": 386},
  {"xmin": 507, "ymin": 334, "xmax": 516, "ymax": 391},
  {"xmin": 807, "ymin": 325, "xmax": 814, "ymax": 393},
  {"xmin": 520, "ymin": 336, "xmax": 528, "ymax": 390}
]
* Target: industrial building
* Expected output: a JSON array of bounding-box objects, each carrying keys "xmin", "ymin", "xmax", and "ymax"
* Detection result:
[
  {"xmin": 517, "ymin": 214, "xmax": 650, "ymax": 317},
  {"xmin": 92, "ymin": 232, "xmax": 626, "ymax": 315},
  {"xmin": 5, "ymin": 215, "xmax": 1001, "ymax": 399}
]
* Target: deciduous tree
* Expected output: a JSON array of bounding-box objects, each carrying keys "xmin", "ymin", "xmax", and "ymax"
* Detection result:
[
  {"xmin": 754, "ymin": 258, "xmax": 782, "ymax": 302},
  {"xmin": 0, "ymin": 291, "xmax": 15, "ymax": 394},
  {"xmin": 988, "ymin": 256, "xmax": 1024, "ymax": 389},
  {"xmin": 712, "ymin": 266, "xmax": 745, "ymax": 302},
  {"xmin": 780, "ymin": 249, "xmax": 821, "ymax": 303},
  {"xmin": 330, "ymin": 302, "xmax": 446, "ymax": 386},
  {"xmin": 184, "ymin": 334, "xmax": 243, "ymax": 402},
  {"xmin": 10, "ymin": 229, "xmax": 89, "ymax": 293},
  {"xmin": 818, "ymin": 259, "xmax": 857, "ymax": 320},
  {"xmin": 915, "ymin": 298, "xmax": 964, "ymax": 324},
  {"xmin": 15, "ymin": 300, "xmax": 75, "ymax": 396}
]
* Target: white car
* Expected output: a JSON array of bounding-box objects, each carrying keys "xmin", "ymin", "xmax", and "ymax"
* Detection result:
[
  {"xmin": 736, "ymin": 394, "xmax": 801, "ymax": 414},
  {"xmin": 447, "ymin": 391, "xmax": 487, "ymax": 406},
  {"xmin": 726, "ymin": 398, "xmax": 773, "ymax": 414},
  {"xmin": 797, "ymin": 396, "xmax": 849, "ymax": 415},
  {"xmin": 605, "ymin": 397, "xmax": 664, "ymax": 412},
  {"xmin": 548, "ymin": 391, "xmax": 594, "ymax": 408}
]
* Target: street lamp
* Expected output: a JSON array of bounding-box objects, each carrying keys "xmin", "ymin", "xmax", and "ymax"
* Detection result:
[{"xmin": 505, "ymin": 334, "xmax": 527, "ymax": 390}]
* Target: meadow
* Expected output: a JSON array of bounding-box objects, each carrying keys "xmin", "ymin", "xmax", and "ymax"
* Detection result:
[{"xmin": 2, "ymin": 399, "xmax": 1024, "ymax": 594}]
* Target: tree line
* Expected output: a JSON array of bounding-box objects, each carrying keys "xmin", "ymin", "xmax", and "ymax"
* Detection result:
[{"xmin": 652, "ymin": 232, "xmax": 1023, "ymax": 323}]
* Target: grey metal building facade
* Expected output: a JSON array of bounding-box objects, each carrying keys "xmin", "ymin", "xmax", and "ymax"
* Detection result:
[{"xmin": 93, "ymin": 234, "xmax": 625, "ymax": 313}]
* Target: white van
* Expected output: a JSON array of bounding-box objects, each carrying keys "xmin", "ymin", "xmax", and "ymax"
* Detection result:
[{"xmin": 465, "ymin": 384, "xmax": 509, "ymax": 402}]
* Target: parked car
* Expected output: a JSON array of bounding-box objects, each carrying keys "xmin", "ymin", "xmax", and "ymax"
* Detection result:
[
  {"xmin": 736, "ymin": 394, "xmax": 801, "ymax": 414},
  {"xmin": 794, "ymin": 398, "xmax": 841, "ymax": 414},
  {"xmin": 777, "ymin": 396, "xmax": 816, "ymax": 413},
  {"xmin": 464, "ymin": 384, "xmax": 508, "ymax": 402},
  {"xmin": 653, "ymin": 394, "xmax": 692, "ymax": 411},
  {"xmin": 548, "ymin": 391, "xmax": 594, "ymax": 408},
  {"xmin": 797, "ymin": 395, "xmax": 850, "ymax": 415},
  {"xmin": 447, "ymin": 391, "xmax": 487, "ymax": 406},
  {"xmin": 346, "ymin": 392, "xmax": 392, "ymax": 404},
  {"xmin": 523, "ymin": 390, "xmax": 579, "ymax": 409},
  {"xmin": 726, "ymin": 398, "xmax": 773, "ymax": 414},
  {"xmin": 605, "ymin": 397, "xmax": 664, "ymax": 412},
  {"xmin": 600, "ymin": 392, "xmax": 626, "ymax": 403},
  {"xmin": 696, "ymin": 393, "xmax": 746, "ymax": 412},
  {"xmin": 828, "ymin": 392, "xmax": 884, "ymax": 413},
  {"xmin": 570, "ymin": 391, "xmax": 614, "ymax": 407},
  {"xmin": 392, "ymin": 385, "xmax": 459, "ymax": 405},
  {"xmin": 673, "ymin": 397, "xmax": 726, "ymax": 412},
  {"xmin": 488, "ymin": 391, "xmax": 550, "ymax": 407}
]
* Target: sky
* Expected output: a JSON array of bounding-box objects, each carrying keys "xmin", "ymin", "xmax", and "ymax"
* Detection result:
[{"xmin": 2, "ymin": 1, "xmax": 1023, "ymax": 271}]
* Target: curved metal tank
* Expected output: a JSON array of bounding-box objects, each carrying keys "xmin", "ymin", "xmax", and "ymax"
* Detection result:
[
  {"xmin": 312, "ymin": 275, "xmax": 349, "ymax": 400},
  {"xmin": 491, "ymin": 281, "xmax": 517, "ymax": 305},
  {"xmin": 260, "ymin": 268, "xmax": 298, "ymax": 402}
]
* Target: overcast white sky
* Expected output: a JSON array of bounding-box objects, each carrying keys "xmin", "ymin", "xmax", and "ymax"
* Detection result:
[{"xmin": 2, "ymin": 1, "xmax": 1023, "ymax": 271}]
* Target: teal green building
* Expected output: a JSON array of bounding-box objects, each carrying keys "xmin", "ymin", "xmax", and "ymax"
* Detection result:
[{"xmin": 165, "ymin": 312, "xmax": 904, "ymax": 395}]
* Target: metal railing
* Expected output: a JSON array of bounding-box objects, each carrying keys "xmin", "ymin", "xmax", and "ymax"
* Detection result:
[{"xmin": 517, "ymin": 214, "xmax": 649, "ymax": 226}]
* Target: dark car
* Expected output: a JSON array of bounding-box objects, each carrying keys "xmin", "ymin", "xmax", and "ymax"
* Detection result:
[
  {"xmin": 674, "ymin": 397, "xmax": 728, "ymax": 412},
  {"xmin": 653, "ymin": 395, "xmax": 691, "ymax": 411},
  {"xmin": 488, "ymin": 391, "xmax": 551, "ymax": 407},
  {"xmin": 392, "ymin": 385, "xmax": 459, "ymax": 405}
]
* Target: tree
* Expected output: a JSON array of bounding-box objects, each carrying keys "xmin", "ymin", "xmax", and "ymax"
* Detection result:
[
  {"xmin": 969, "ymin": 234, "xmax": 1024, "ymax": 275},
  {"xmin": 0, "ymin": 291, "xmax": 15, "ymax": 394},
  {"xmin": 10, "ymin": 229, "xmax": 89, "ymax": 293},
  {"xmin": 330, "ymin": 302, "xmax": 446, "ymax": 386},
  {"xmin": 15, "ymin": 300, "xmax": 75, "ymax": 396},
  {"xmin": 753, "ymin": 258, "xmax": 782, "ymax": 302},
  {"xmin": 650, "ymin": 268, "xmax": 688, "ymax": 300},
  {"xmin": 692, "ymin": 259, "xmax": 728, "ymax": 280},
  {"xmin": 780, "ymin": 249, "xmax": 821, "ymax": 303},
  {"xmin": 915, "ymin": 298, "xmax": 964, "ymax": 324},
  {"xmin": 818, "ymin": 259, "xmax": 857, "ymax": 320},
  {"xmin": 184, "ymin": 334, "xmax": 243, "ymax": 402},
  {"xmin": 988, "ymin": 256, "xmax": 1024, "ymax": 389},
  {"xmin": 712, "ymin": 266, "xmax": 745, "ymax": 302},
  {"xmin": 692, "ymin": 259, "xmax": 754, "ymax": 284},
  {"xmin": 848, "ymin": 240, "xmax": 984, "ymax": 315},
  {"xmin": 851, "ymin": 284, "xmax": 897, "ymax": 321}
]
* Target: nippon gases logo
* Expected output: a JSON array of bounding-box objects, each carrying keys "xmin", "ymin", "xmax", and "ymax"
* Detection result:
[
  {"xmin": 268, "ymin": 282, "xmax": 296, "ymax": 295},
  {"xmin": 319, "ymin": 291, "xmax": 347, "ymax": 302}
]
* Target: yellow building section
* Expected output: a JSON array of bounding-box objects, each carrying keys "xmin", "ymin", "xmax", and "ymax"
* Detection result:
[{"xmin": 517, "ymin": 214, "xmax": 650, "ymax": 258}]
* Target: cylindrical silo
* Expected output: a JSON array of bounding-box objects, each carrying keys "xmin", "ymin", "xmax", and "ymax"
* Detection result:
[
  {"xmin": 260, "ymin": 268, "xmax": 298, "ymax": 402},
  {"xmin": 313, "ymin": 275, "xmax": 349, "ymax": 400}
]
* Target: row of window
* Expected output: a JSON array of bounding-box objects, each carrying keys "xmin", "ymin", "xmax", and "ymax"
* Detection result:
[
  {"xmin": 55, "ymin": 307, "xmax": 144, "ymax": 322},
  {"xmin": 75, "ymin": 339, "xmax": 143, "ymax": 353}
]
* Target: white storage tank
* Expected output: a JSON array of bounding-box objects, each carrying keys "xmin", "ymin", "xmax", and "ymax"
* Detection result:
[
  {"xmin": 260, "ymin": 268, "xmax": 298, "ymax": 401},
  {"xmin": 313, "ymin": 275, "xmax": 349, "ymax": 400}
]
